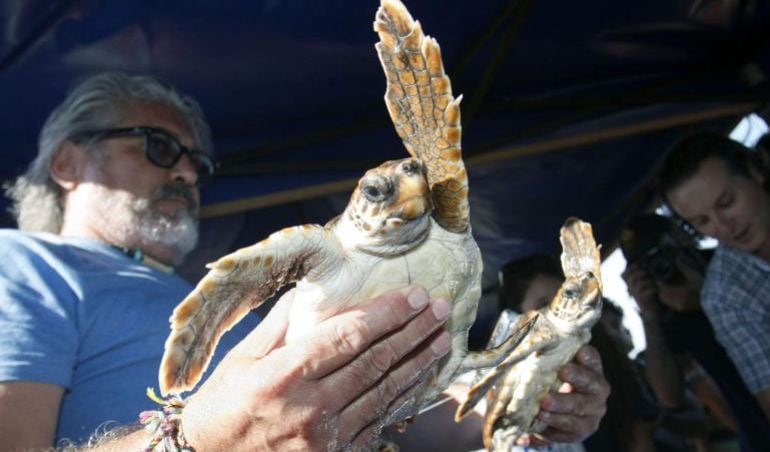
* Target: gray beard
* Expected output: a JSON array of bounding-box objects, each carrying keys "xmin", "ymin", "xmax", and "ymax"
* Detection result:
[
  {"xmin": 85, "ymin": 183, "xmax": 199, "ymax": 265},
  {"xmin": 132, "ymin": 198, "xmax": 199, "ymax": 263}
]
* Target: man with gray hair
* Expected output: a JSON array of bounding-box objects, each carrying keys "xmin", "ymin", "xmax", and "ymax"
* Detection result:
[
  {"xmin": 0, "ymin": 72, "xmax": 609, "ymax": 451},
  {"xmin": 0, "ymin": 72, "xmax": 455, "ymax": 451}
]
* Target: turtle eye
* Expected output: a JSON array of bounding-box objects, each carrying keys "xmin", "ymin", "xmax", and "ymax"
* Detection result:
[
  {"xmin": 364, "ymin": 185, "xmax": 382, "ymax": 200},
  {"xmin": 361, "ymin": 175, "xmax": 392, "ymax": 202},
  {"xmin": 563, "ymin": 286, "xmax": 578, "ymax": 299}
]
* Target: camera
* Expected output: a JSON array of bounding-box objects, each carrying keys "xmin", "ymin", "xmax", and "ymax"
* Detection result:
[{"xmin": 638, "ymin": 245, "xmax": 685, "ymax": 285}]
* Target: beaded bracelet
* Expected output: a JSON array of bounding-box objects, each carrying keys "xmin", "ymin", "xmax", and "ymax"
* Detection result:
[{"xmin": 139, "ymin": 388, "xmax": 195, "ymax": 452}]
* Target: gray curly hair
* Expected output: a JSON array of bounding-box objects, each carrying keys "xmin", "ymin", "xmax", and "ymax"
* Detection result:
[{"xmin": 5, "ymin": 72, "xmax": 212, "ymax": 232}]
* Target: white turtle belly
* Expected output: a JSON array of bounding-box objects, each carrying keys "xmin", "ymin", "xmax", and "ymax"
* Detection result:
[
  {"xmin": 287, "ymin": 220, "xmax": 480, "ymax": 338},
  {"xmin": 286, "ymin": 219, "xmax": 482, "ymax": 403}
]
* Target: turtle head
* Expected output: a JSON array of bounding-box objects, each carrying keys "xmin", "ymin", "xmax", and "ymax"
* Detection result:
[
  {"xmin": 340, "ymin": 157, "xmax": 433, "ymax": 253},
  {"xmin": 546, "ymin": 271, "xmax": 603, "ymax": 332}
]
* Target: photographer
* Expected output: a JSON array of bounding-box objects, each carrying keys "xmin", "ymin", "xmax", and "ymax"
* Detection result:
[{"xmin": 621, "ymin": 214, "xmax": 770, "ymax": 451}]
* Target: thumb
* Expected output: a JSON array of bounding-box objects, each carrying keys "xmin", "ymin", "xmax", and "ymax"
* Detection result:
[{"xmin": 575, "ymin": 344, "xmax": 603, "ymax": 376}]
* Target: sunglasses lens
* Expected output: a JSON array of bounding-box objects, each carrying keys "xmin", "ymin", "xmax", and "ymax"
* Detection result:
[
  {"xmin": 190, "ymin": 152, "xmax": 216, "ymax": 179},
  {"xmin": 144, "ymin": 129, "xmax": 216, "ymax": 182},
  {"xmin": 146, "ymin": 132, "xmax": 180, "ymax": 167}
]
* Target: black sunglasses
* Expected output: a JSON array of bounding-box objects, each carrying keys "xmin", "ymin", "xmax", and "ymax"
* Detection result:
[{"xmin": 73, "ymin": 126, "xmax": 217, "ymax": 182}]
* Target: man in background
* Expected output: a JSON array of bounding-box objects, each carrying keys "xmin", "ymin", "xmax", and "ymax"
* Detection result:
[
  {"xmin": 659, "ymin": 131, "xmax": 770, "ymax": 423},
  {"xmin": 622, "ymin": 213, "xmax": 770, "ymax": 450}
]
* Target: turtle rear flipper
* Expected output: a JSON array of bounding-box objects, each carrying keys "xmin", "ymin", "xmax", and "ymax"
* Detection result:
[
  {"xmin": 374, "ymin": 0, "xmax": 468, "ymax": 233},
  {"xmin": 159, "ymin": 224, "xmax": 333, "ymax": 395}
]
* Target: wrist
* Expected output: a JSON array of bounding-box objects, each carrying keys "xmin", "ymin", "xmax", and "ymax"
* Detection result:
[
  {"xmin": 139, "ymin": 389, "xmax": 194, "ymax": 451},
  {"xmin": 177, "ymin": 394, "xmax": 209, "ymax": 452}
]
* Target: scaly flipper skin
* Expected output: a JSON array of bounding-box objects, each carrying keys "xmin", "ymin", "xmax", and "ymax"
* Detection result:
[
  {"xmin": 374, "ymin": 0, "xmax": 468, "ymax": 233},
  {"xmin": 159, "ymin": 225, "xmax": 336, "ymax": 395},
  {"xmin": 456, "ymin": 218, "xmax": 603, "ymax": 450},
  {"xmin": 457, "ymin": 313, "xmax": 539, "ymax": 374}
]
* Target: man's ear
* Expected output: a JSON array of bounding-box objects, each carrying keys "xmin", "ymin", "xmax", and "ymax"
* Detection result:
[{"xmin": 49, "ymin": 141, "xmax": 87, "ymax": 191}]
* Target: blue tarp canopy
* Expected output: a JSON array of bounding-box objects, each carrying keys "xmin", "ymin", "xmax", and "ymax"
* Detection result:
[{"xmin": 2, "ymin": 0, "xmax": 769, "ymax": 291}]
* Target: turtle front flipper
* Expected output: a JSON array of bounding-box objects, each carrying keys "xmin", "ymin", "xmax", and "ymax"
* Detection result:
[
  {"xmin": 374, "ymin": 0, "xmax": 469, "ymax": 233},
  {"xmin": 455, "ymin": 326, "xmax": 557, "ymax": 422},
  {"xmin": 457, "ymin": 312, "xmax": 539, "ymax": 373},
  {"xmin": 159, "ymin": 224, "xmax": 336, "ymax": 396},
  {"xmin": 560, "ymin": 217, "xmax": 602, "ymax": 290}
]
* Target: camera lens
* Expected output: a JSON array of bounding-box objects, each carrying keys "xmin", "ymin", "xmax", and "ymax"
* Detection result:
[
  {"xmin": 648, "ymin": 255, "xmax": 674, "ymax": 282},
  {"xmin": 640, "ymin": 246, "xmax": 685, "ymax": 285}
]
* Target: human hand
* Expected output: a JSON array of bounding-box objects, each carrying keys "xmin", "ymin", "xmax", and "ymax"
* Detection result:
[
  {"xmin": 622, "ymin": 263, "xmax": 660, "ymax": 318},
  {"xmin": 180, "ymin": 286, "xmax": 452, "ymax": 451},
  {"xmin": 523, "ymin": 344, "xmax": 610, "ymax": 446}
]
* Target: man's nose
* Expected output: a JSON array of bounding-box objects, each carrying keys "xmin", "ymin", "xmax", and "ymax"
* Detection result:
[
  {"xmin": 169, "ymin": 154, "xmax": 198, "ymax": 186},
  {"xmin": 713, "ymin": 210, "xmax": 735, "ymax": 238}
]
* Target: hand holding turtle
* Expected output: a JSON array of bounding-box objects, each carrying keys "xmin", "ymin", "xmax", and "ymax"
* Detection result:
[
  {"xmin": 179, "ymin": 286, "xmax": 452, "ymax": 451},
  {"xmin": 529, "ymin": 344, "xmax": 610, "ymax": 445}
]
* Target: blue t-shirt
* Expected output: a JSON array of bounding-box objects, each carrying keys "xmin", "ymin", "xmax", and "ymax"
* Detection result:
[{"xmin": 0, "ymin": 230, "xmax": 261, "ymax": 444}]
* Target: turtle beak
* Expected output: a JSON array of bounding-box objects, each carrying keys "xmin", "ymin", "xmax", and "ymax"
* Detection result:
[{"xmin": 393, "ymin": 180, "xmax": 431, "ymax": 220}]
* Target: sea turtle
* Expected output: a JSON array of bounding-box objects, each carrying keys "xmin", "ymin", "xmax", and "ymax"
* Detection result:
[
  {"xmin": 456, "ymin": 218, "xmax": 603, "ymax": 450},
  {"xmin": 158, "ymin": 0, "xmax": 535, "ymax": 428}
]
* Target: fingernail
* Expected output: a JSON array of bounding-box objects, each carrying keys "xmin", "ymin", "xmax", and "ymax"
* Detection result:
[
  {"xmin": 406, "ymin": 287, "xmax": 428, "ymax": 310},
  {"xmin": 431, "ymin": 332, "xmax": 451, "ymax": 356},
  {"xmin": 431, "ymin": 298, "xmax": 451, "ymax": 320}
]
